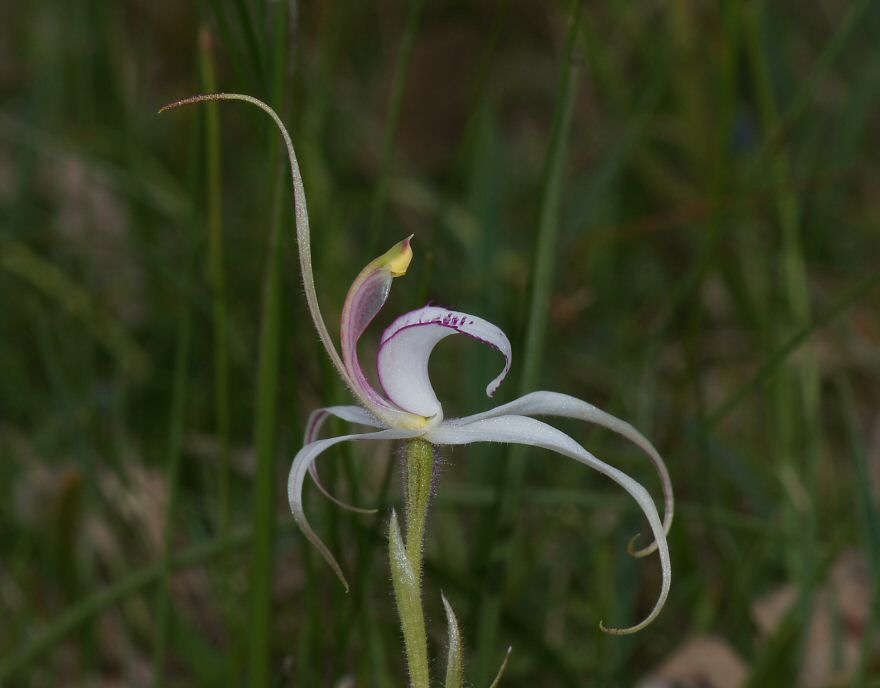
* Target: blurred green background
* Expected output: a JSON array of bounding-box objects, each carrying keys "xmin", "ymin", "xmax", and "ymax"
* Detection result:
[{"xmin": 1, "ymin": 1, "xmax": 879, "ymax": 686}]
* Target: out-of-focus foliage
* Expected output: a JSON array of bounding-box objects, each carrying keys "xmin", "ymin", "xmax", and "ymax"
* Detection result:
[{"xmin": 1, "ymin": 1, "xmax": 879, "ymax": 686}]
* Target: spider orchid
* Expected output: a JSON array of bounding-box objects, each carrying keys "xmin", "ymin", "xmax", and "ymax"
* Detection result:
[
  {"xmin": 292, "ymin": 236, "xmax": 672, "ymax": 634},
  {"xmin": 159, "ymin": 92, "xmax": 672, "ymax": 636}
]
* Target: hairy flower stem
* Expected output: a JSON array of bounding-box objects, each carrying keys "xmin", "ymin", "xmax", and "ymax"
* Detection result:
[
  {"xmin": 389, "ymin": 439, "xmax": 434, "ymax": 687},
  {"xmin": 404, "ymin": 439, "xmax": 434, "ymax": 576}
]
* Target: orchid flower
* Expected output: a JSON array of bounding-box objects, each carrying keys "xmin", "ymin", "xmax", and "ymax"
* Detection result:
[
  {"xmin": 159, "ymin": 92, "xmax": 672, "ymax": 636},
  {"xmin": 292, "ymin": 235, "xmax": 673, "ymax": 634}
]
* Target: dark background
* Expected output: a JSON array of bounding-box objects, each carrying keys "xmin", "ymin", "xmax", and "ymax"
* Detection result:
[{"xmin": 1, "ymin": 1, "xmax": 879, "ymax": 685}]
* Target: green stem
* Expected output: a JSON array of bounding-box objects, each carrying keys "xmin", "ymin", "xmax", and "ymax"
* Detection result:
[
  {"xmin": 367, "ymin": 0, "xmax": 425, "ymax": 255},
  {"xmin": 389, "ymin": 439, "xmax": 435, "ymax": 687},
  {"xmin": 248, "ymin": 160, "xmax": 284, "ymax": 687},
  {"xmin": 404, "ymin": 439, "xmax": 434, "ymax": 578},
  {"xmin": 152, "ymin": 233, "xmax": 193, "ymax": 685},
  {"xmin": 745, "ymin": 2, "xmax": 821, "ymax": 582},
  {"xmin": 249, "ymin": 5, "xmax": 289, "ymax": 684},
  {"xmin": 198, "ymin": 26, "xmax": 230, "ymax": 561},
  {"xmin": 197, "ymin": 26, "xmax": 238, "ymax": 686},
  {"xmin": 475, "ymin": 1, "xmax": 583, "ymax": 679}
]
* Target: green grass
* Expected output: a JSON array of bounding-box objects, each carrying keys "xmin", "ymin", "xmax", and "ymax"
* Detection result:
[{"xmin": 1, "ymin": 1, "xmax": 879, "ymax": 685}]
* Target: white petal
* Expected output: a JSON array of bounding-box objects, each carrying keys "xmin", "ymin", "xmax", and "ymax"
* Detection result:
[
  {"xmin": 304, "ymin": 405, "xmax": 382, "ymax": 444},
  {"xmin": 377, "ymin": 323, "xmax": 451, "ymax": 417},
  {"xmin": 377, "ymin": 306, "xmax": 512, "ymax": 417},
  {"xmin": 288, "ymin": 427, "xmax": 422, "ymax": 590},
  {"xmin": 425, "ymin": 415, "xmax": 670, "ymax": 634},
  {"xmin": 303, "ymin": 406, "xmax": 384, "ymax": 514},
  {"xmin": 450, "ymin": 391, "xmax": 672, "ymax": 557}
]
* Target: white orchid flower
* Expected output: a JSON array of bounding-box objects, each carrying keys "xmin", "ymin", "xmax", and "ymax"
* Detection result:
[
  {"xmin": 159, "ymin": 92, "xmax": 672, "ymax": 635},
  {"xmin": 291, "ymin": 235, "xmax": 672, "ymax": 634}
]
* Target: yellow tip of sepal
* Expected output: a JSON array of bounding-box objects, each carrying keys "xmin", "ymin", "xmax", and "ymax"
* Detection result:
[{"xmin": 384, "ymin": 235, "xmax": 414, "ymax": 277}]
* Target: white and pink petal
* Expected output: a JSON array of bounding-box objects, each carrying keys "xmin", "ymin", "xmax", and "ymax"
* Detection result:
[
  {"xmin": 336, "ymin": 237, "xmax": 427, "ymax": 429},
  {"xmin": 377, "ymin": 306, "xmax": 512, "ymax": 418}
]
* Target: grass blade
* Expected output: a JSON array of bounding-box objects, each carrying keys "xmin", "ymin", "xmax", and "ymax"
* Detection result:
[
  {"xmin": 367, "ymin": 0, "xmax": 425, "ymax": 254},
  {"xmin": 249, "ymin": 4, "xmax": 289, "ymax": 683},
  {"xmin": 474, "ymin": 2, "xmax": 583, "ymax": 681},
  {"xmin": 151, "ymin": 237, "xmax": 194, "ymax": 682},
  {"xmin": 198, "ymin": 27, "xmax": 231, "ymax": 558},
  {"xmin": 248, "ymin": 156, "xmax": 285, "ymax": 688}
]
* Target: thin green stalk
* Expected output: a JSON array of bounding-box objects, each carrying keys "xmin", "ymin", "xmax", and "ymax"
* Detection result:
[
  {"xmin": 746, "ymin": 0, "xmax": 840, "ymax": 586},
  {"xmin": 151, "ymin": 96, "xmax": 200, "ymax": 684},
  {"xmin": 249, "ymin": 5, "xmax": 289, "ymax": 684},
  {"xmin": 202, "ymin": 0, "xmax": 250, "ymax": 88},
  {"xmin": 198, "ymin": 26, "xmax": 230, "ymax": 557},
  {"xmin": 404, "ymin": 439, "xmax": 434, "ymax": 578},
  {"xmin": 475, "ymin": 1, "xmax": 583, "ymax": 680},
  {"xmin": 229, "ymin": 0, "xmax": 268, "ymax": 94},
  {"xmin": 197, "ymin": 26, "xmax": 237, "ymax": 685},
  {"xmin": 248, "ymin": 160, "xmax": 285, "ymax": 687},
  {"xmin": 367, "ymin": 0, "xmax": 425, "ymax": 255},
  {"xmin": 152, "ymin": 259, "xmax": 193, "ymax": 683},
  {"xmin": 389, "ymin": 439, "xmax": 435, "ymax": 687}
]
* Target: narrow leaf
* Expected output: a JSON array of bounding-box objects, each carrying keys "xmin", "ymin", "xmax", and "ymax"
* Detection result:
[
  {"xmin": 441, "ymin": 594, "xmax": 463, "ymax": 688},
  {"xmin": 389, "ymin": 511, "xmax": 429, "ymax": 688},
  {"xmin": 488, "ymin": 646, "xmax": 513, "ymax": 688}
]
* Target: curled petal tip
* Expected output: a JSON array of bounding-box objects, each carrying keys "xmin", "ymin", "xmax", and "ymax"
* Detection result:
[
  {"xmin": 598, "ymin": 620, "xmax": 636, "ymax": 636},
  {"xmin": 626, "ymin": 533, "xmax": 643, "ymax": 556},
  {"xmin": 628, "ymin": 532, "xmax": 661, "ymax": 558}
]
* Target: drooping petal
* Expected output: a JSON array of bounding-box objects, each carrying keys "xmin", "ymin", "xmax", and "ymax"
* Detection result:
[
  {"xmin": 304, "ymin": 405, "xmax": 382, "ymax": 444},
  {"xmin": 377, "ymin": 306, "xmax": 512, "ymax": 417},
  {"xmin": 449, "ymin": 391, "xmax": 672, "ymax": 557},
  {"xmin": 425, "ymin": 415, "xmax": 670, "ymax": 634},
  {"xmin": 338, "ymin": 238, "xmax": 429, "ymax": 429},
  {"xmin": 288, "ymin": 427, "xmax": 423, "ymax": 589},
  {"xmin": 303, "ymin": 406, "xmax": 383, "ymax": 514}
]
